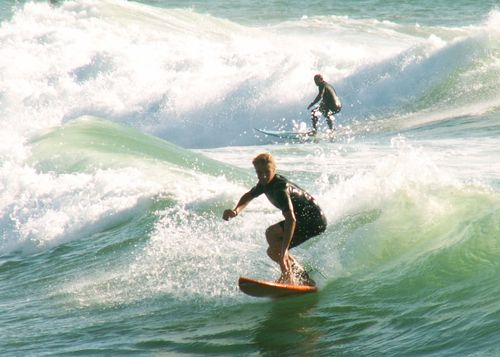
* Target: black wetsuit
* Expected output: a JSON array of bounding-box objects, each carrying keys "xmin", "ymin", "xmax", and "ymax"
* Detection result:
[
  {"xmin": 250, "ymin": 174, "xmax": 327, "ymax": 247},
  {"xmin": 318, "ymin": 81, "xmax": 342, "ymax": 114}
]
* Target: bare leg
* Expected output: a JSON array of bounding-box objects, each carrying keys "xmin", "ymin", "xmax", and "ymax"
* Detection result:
[
  {"xmin": 265, "ymin": 225, "xmax": 315, "ymax": 286},
  {"xmin": 265, "ymin": 224, "xmax": 298, "ymax": 283},
  {"xmin": 326, "ymin": 115, "xmax": 334, "ymax": 131},
  {"xmin": 310, "ymin": 109, "xmax": 320, "ymax": 134}
]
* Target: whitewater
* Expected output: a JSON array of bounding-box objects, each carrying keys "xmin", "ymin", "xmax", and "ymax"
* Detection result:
[{"xmin": 0, "ymin": 0, "xmax": 499, "ymax": 355}]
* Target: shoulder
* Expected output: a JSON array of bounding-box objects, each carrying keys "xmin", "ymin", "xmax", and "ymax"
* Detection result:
[
  {"xmin": 272, "ymin": 174, "xmax": 289, "ymax": 188},
  {"xmin": 250, "ymin": 183, "xmax": 264, "ymax": 197},
  {"xmin": 268, "ymin": 175, "xmax": 290, "ymax": 199}
]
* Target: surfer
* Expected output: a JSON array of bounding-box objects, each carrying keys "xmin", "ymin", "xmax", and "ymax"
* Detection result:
[
  {"xmin": 223, "ymin": 153, "xmax": 327, "ymax": 286},
  {"xmin": 307, "ymin": 74, "xmax": 342, "ymax": 134}
]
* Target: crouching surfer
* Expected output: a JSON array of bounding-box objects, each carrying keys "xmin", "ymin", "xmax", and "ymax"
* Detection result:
[{"xmin": 223, "ymin": 153, "xmax": 327, "ymax": 286}]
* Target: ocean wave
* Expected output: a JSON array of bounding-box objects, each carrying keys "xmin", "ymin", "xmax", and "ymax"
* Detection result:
[
  {"xmin": 0, "ymin": 116, "xmax": 246, "ymax": 255},
  {"xmin": 0, "ymin": 1, "xmax": 498, "ymax": 149}
]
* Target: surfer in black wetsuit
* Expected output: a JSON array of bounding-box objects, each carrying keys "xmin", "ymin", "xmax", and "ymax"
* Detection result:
[
  {"xmin": 223, "ymin": 153, "xmax": 327, "ymax": 286},
  {"xmin": 307, "ymin": 74, "xmax": 342, "ymax": 134}
]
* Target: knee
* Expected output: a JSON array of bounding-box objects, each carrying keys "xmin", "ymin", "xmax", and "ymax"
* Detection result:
[
  {"xmin": 267, "ymin": 247, "xmax": 278, "ymax": 261},
  {"xmin": 265, "ymin": 226, "xmax": 273, "ymax": 244},
  {"xmin": 266, "ymin": 225, "xmax": 284, "ymax": 248}
]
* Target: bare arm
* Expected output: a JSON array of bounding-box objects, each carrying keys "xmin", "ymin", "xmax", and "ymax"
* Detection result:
[
  {"xmin": 222, "ymin": 191, "xmax": 254, "ymax": 221},
  {"xmin": 279, "ymin": 207, "xmax": 296, "ymax": 274},
  {"xmin": 307, "ymin": 87, "xmax": 324, "ymax": 109}
]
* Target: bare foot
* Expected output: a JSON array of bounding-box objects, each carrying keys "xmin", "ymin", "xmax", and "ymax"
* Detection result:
[{"xmin": 276, "ymin": 272, "xmax": 296, "ymax": 285}]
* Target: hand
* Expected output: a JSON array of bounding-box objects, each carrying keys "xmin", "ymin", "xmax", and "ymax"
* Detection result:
[
  {"xmin": 279, "ymin": 250, "xmax": 291, "ymax": 275},
  {"xmin": 222, "ymin": 209, "xmax": 237, "ymax": 221}
]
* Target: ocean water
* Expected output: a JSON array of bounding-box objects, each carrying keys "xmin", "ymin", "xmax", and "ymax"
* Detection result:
[{"xmin": 0, "ymin": 0, "xmax": 499, "ymax": 355}]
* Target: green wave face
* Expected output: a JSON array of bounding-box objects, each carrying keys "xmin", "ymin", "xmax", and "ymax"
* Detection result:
[{"xmin": 29, "ymin": 115, "xmax": 249, "ymax": 183}]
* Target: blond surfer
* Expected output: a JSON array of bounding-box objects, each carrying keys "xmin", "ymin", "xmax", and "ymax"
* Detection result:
[{"xmin": 223, "ymin": 153, "xmax": 327, "ymax": 285}]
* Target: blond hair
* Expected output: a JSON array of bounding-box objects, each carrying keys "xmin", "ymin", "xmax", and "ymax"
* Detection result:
[{"xmin": 252, "ymin": 152, "xmax": 276, "ymax": 172}]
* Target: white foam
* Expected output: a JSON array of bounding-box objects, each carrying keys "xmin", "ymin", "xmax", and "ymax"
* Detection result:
[
  {"xmin": 1, "ymin": 0, "xmax": 498, "ymax": 149},
  {"xmin": 0, "ymin": 164, "xmax": 163, "ymax": 254}
]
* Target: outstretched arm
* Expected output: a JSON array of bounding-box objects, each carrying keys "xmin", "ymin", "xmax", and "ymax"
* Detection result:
[{"xmin": 222, "ymin": 191, "xmax": 254, "ymax": 221}]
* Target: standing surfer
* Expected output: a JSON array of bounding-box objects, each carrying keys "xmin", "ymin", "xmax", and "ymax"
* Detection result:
[{"xmin": 307, "ymin": 74, "xmax": 342, "ymax": 134}]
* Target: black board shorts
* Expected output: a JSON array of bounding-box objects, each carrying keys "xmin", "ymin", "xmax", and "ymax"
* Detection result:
[
  {"xmin": 279, "ymin": 208, "xmax": 327, "ymax": 248},
  {"xmin": 319, "ymin": 101, "xmax": 341, "ymax": 116}
]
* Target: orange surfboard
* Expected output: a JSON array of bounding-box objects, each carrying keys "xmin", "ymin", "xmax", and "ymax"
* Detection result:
[{"xmin": 238, "ymin": 276, "xmax": 317, "ymax": 299}]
